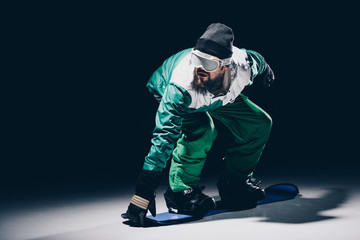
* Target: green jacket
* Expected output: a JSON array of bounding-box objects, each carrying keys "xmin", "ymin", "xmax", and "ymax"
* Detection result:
[{"xmin": 144, "ymin": 46, "xmax": 268, "ymax": 171}]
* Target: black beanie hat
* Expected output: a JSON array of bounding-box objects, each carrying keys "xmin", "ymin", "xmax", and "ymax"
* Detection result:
[{"xmin": 195, "ymin": 23, "xmax": 234, "ymax": 59}]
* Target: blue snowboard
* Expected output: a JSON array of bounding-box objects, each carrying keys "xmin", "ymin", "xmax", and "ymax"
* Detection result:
[{"xmin": 146, "ymin": 183, "xmax": 299, "ymax": 225}]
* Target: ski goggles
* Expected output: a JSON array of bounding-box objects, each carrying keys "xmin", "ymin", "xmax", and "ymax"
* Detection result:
[{"xmin": 190, "ymin": 49, "xmax": 231, "ymax": 72}]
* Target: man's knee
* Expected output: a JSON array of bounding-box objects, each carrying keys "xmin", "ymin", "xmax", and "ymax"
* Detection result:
[
  {"xmin": 263, "ymin": 112, "xmax": 272, "ymax": 130},
  {"xmin": 258, "ymin": 111, "xmax": 272, "ymax": 138}
]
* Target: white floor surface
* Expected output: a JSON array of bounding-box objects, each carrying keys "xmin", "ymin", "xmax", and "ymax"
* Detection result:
[{"xmin": 1, "ymin": 174, "xmax": 359, "ymax": 240}]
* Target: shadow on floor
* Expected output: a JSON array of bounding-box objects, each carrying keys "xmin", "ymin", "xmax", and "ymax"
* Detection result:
[{"xmin": 198, "ymin": 188, "xmax": 348, "ymax": 224}]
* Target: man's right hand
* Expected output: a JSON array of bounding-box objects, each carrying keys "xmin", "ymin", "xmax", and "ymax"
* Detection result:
[
  {"xmin": 121, "ymin": 194, "xmax": 156, "ymax": 226},
  {"xmin": 121, "ymin": 169, "xmax": 162, "ymax": 226}
]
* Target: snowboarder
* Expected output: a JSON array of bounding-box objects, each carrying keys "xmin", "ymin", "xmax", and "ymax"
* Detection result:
[{"xmin": 122, "ymin": 23, "xmax": 275, "ymax": 226}]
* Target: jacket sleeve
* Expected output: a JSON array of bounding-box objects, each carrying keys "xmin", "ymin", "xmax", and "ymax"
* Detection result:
[
  {"xmin": 146, "ymin": 48, "xmax": 193, "ymax": 98},
  {"xmin": 143, "ymin": 83, "xmax": 191, "ymax": 172},
  {"xmin": 246, "ymin": 50, "xmax": 268, "ymax": 82}
]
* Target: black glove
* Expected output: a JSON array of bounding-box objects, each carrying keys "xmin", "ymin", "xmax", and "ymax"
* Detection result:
[
  {"xmin": 121, "ymin": 170, "xmax": 162, "ymax": 226},
  {"xmin": 262, "ymin": 64, "xmax": 275, "ymax": 87}
]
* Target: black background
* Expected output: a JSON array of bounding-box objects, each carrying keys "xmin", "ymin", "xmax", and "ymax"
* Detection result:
[{"xmin": 3, "ymin": 2, "xmax": 359, "ymax": 197}]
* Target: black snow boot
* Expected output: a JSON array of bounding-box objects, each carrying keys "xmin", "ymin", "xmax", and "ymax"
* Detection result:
[
  {"xmin": 164, "ymin": 186, "xmax": 216, "ymax": 217},
  {"xmin": 217, "ymin": 177, "xmax": 266, "ymax": 210}
]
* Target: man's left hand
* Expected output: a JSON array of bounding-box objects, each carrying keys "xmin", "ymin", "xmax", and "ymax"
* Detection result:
[{"xmin": 262, "ymin": 64, "xmax": 275, "ymax": 87}]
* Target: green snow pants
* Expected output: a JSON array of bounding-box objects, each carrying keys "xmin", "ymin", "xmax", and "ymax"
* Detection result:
[{"xmin": 169, "ymin": 94, "xmax": 272, "ymax": 192}]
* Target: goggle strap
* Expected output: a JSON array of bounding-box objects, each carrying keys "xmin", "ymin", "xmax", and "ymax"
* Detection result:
[{"xmin": 220, "ymin": 58, "xmax": 231, "ymax": 66}]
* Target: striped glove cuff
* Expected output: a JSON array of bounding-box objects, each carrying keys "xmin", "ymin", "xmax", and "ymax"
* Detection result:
[{"xmin": 130, "ymin": 195, "xmax": 150, "ymax": 210}]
